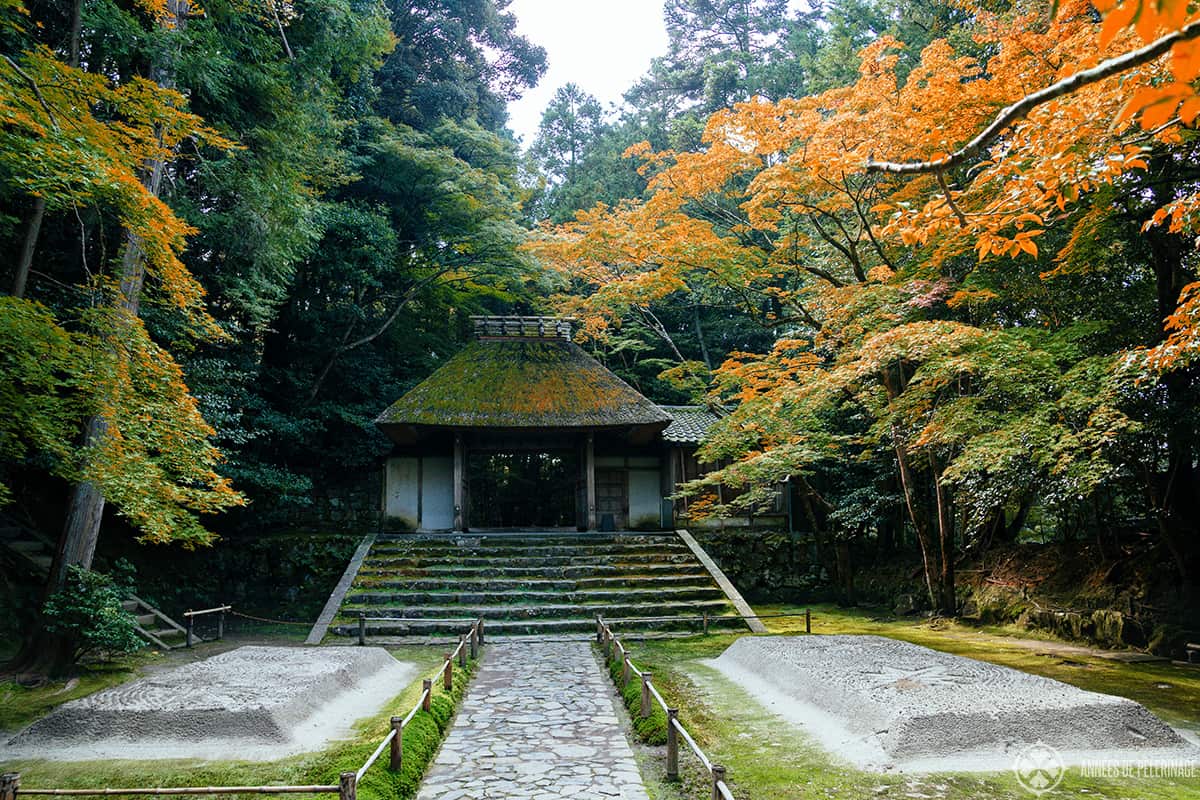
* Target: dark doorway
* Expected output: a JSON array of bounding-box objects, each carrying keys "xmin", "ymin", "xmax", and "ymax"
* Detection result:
[{"xmin": 467, "ymin": 451, "xmax": 578, "ymax": 528}]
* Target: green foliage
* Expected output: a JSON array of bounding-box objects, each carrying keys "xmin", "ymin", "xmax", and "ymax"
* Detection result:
[
  {"xmin": 603, "ymin": 645, "xmax": 668, "ymax": 745},
  {"xmin": 0, "ymin": 298, "xmax": 85, "ymax": 505},
  {"xmin": 41, "ymin": 564, "xmax": 143, "ymax": 662}
]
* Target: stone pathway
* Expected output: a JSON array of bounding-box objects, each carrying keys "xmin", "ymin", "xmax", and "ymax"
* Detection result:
[{"xmin": 416, "ymin": 640, "xmax": 651, "ymax": 800}]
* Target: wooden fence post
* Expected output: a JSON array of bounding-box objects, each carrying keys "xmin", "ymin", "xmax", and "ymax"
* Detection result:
[
  {"xmin": 622, "ymin": 654, "xmax": 631, "ymax": 687},
  {"xmin": 389, "ymin": 716, "xmax": 403, "ymax": 771},
  {"xmin": 711, "ymin": 764, "xmax": 726, "ymax": 800},
  {"xmin": 339, "ymin": 771, "xmax": 357, "ymax": 800},
  {"xmin": 666, "ymin": 709, "xmax": 679, "ymax": 781},
  {"xmin": 186, "ymin": 613, "xmax": 194, "ymax": 648},
  {"xmin": 703, "ymin": 611, "xmax": 709, "ymax": 635},
  {"xmin": 217, "ymin": 607, "xmax": 225, "ymax": 641},
  {"xmin": 640, "ymin": 672, "xmax": 653, "ymax": 718},
  {"xmin": 357, "ymin": 613, "xmax": 366, "ymax": 646},
  {"xmin": 469, "ymin": 626, "xmax": 478, "ymax": 660},
  {"xmin": 422, "ymin": 679, "xmax": 432, "ymax": 712},
  {"xmin": 805, "ymin": 608, "xmax": 811, "ymax": 634},
  {"xmin": 1, "ymin": 772, "xmax": 19, "ymax": 800},
  {"xmin": 476, "ymin": 618, "xmax": 484, "ymax": 645},
  {"xmin": 443, "ymin": 654, "xmax": 453, "ymax": 690},
  {"xmin": 595, "ymin": 615, "xmax": 603, "ymax": 643},
  {"xmin": 603, "ymin": 630, "xmax": 612, "ymax": 660},
  {"xmin": 458, "ymin": 635, "xmax": 467, "ymax": 668}
]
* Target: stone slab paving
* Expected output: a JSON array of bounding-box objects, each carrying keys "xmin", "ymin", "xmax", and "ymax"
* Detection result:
[{"xmin": 416, "ymin": 640, "xmax": 651, "ymax": 800}]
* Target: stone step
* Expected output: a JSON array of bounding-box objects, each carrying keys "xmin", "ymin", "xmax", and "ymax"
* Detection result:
[
  {"xmin": 363, "ymin": 552, "xmax": 700, "ymax": 568},
  {"xmin": 333, "ymin": 614, "xmax": 747, "ymax": 637},
  {"xmin": 368, "ymin": 541, "xmax": 692, "ymax": 558},
  {"xmin": 337, "ymin": 598, "xmax": 732, "ymax": 622},
  {"xmin": 376, "ymin": 533, "xmax": 681, "ymax": 547},
  {"xmin": 356, "ymin": 563, "xmax": 705, "ymax": 580},
  {"xmin": 353, "ymin": 574, "xmax": 718, "ymax": 592},
  {"xmin": 347, "ymin": 586, "xmax": 727, "ymax": 606}
]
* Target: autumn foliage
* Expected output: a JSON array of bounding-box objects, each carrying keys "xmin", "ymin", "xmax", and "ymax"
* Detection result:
[{"xmin": 530, "ymin": 0, "xmax": 1200, "ymax": 608}]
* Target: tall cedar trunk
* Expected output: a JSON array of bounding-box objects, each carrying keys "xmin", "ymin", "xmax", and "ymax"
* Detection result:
[
  {"xmin": 1145, "ymin": 197, "xmax": 1198, "ymax": 582},
  {"xmin": 11, "ymin": 197, "xmax": 45, "ymax": 297},
  {"xmin": 10, "ymin": 0, "xmax": 186, "ymax": 679}
]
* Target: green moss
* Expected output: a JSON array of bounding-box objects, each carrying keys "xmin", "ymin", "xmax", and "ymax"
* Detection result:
[
  {"xmin": 5, "ymin": 647, "xmax": 477, "ymax": 800},
  {"xmin": 610, "ymin": 607, "xmax": 1200, "ymax": 800},
  {"xmin": 602, "ymin": 648, "xmax": 668, "ymax": 745},
  {"xmin": 376, "ymin": 339, "xmax": 669, "ymax": 429}
]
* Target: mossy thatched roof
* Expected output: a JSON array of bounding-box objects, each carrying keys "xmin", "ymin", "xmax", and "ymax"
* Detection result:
[{"xmin": 376, "ymin": 339, "xmax": 671, "ymax": 440}]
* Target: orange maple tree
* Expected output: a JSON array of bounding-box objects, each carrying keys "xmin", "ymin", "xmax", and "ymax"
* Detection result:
[{"xmin": 530, "ymin": 0, "xmax": 1200, "ymax": 607}]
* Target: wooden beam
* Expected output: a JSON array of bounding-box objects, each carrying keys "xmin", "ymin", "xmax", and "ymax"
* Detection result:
[
  {"xmin": 453, "ymin": 433, "xmax": 465, "ymax": 532},
  {"xmin": 585, "ymin": 432, "xmax": 596, "ymax": 531}
]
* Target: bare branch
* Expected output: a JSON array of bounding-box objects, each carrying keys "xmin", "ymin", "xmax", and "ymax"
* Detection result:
[
  {"xmin": 866, "ymin": 19, "xmax": 1200, "ymax": 175},
  {"xmin": 936, "ymin": 171, "xmax": 969, "ymax": 227}
]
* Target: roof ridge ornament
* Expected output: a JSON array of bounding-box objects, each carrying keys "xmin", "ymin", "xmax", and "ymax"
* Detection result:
[{"xmin": 470, "ymin": 315, "xmax": 576, "ymax": 341}]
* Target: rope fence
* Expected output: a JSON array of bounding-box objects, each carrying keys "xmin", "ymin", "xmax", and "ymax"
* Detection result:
[
  {"xmin": 594, "ymin": 609, "xmax": 814, "ymax": 800},
  {"xmin": 0, "ymin": 619, "xmax": 485, "ymax": 800}
]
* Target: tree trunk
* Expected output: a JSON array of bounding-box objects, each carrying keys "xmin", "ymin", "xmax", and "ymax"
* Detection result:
[
  {"xmin": 930, "ymin": 455, "xmax": 956, "ymax": 616},
  {"xmin": 11, "ymin": 197, "xmax": 46, "ymax": 297},
  {"xmin": 8, "ymin": 0, "xmax": 188, "ymax": 680},
  {"xmin": 1144, "ymin": 179, "xmax": 1198, "ymax": 582}
]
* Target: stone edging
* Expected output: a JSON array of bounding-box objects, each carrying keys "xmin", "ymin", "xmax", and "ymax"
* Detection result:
[
  {"xmin": 305, "ymin": 532, "xmax": 376, "ymax": 645},
  {"xmin": 676, "ymin": 529, "xmax": 767, "ymax": 633}
]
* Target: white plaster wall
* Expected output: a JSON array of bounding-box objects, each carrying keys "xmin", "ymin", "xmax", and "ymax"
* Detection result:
[
  {"xmin": 420, "ymin": 456, "xmax": 455, "ymax": 530},
  {"xmin": 628, "ymin": 468, "xmax": 663, "ymax": 529},
  {"xmin": 384, "ymin": 457, "xmax": 420, "ymax": 528}
]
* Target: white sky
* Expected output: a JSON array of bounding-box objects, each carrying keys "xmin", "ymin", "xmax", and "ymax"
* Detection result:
[{"xmin": 505, "ymin": 0, "xmax": 669, "ymax": 148}]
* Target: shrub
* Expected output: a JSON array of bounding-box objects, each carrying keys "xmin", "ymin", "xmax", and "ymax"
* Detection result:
[{"xmin": 42, "ymin": 563, "xmax": 143, "ymax": 663}]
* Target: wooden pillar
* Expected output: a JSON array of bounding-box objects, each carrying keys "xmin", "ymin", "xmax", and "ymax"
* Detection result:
[
  {"xmin": 1, "ymin": 772, "xmax": 20, "ymax": 800},
  {"xmin": 339, "ymin": 772, "xmax": 356, "ymax": 800},
  {"xmin": 585, "ymin": 432, "xmax": 596, "ymax": 531},
  {"xmin": 453, "ymin": 432, "xmax": 465, "ymax": 532},
  {"xmin": 666, "ymin": 709, "xmax": 679, "ymax": 780},
  {"xmin": 389, "ymin": 717, "xmax": 403, "ymax": 771}
]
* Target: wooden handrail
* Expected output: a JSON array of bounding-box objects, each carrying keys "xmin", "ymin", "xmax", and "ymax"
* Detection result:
[
  {"xmin": 7, "ymin": 618, "xmax": 485, "ymax": 800},
  {"xmin": 16, "ymin": 787, "xmax": 340, "ymax": 796},
  {"xmin": 182, "ymin": 605, "xmax": 231, "ymax": 618},
  {"xmin": 596, "ymin": 615, "xmax": 734, "ymax": 797}
]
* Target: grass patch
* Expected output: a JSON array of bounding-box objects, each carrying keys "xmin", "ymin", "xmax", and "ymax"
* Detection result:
[
  {"xmin": 4, "ymin": 646, "xmax": 477, "ymax": 800},
  {"xmin": 603, "ymin": 607, "xmax": 1200, "ymax": 799},
  {"xmin": 602, "ymin": 644, "xmax": 668, "ymax": 744}
]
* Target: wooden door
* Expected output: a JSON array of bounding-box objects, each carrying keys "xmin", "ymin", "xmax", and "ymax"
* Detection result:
[{"xmin": 595, "ymin": 468, "xmax": 628, "ymax": 529}]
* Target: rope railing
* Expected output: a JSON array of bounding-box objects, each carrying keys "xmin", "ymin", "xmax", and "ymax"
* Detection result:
[
  {"xmin": 597, "ymin": 614, "xmax": 735, "ymax": 797},
  {"xmin": 1, "ymin": 619, "xmax": 485, "ymax": 800},
  {"xmin": 594, "ymin": 610, "xmax": 814, "ymax": 800}
]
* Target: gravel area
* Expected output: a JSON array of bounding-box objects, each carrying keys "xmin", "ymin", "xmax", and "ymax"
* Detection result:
[
  {"xmin": 711, "ymin": 635, "xmax": 1200, "ymax": 773},
  {"xmin": 3, "ymin": 646, "xmax": 414, "ymax": 762}
]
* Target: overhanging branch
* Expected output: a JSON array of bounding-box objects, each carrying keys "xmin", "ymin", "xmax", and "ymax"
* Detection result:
[{"xmin": 865, "ymin": 19, "xmax": 1200, "ymax": 175}]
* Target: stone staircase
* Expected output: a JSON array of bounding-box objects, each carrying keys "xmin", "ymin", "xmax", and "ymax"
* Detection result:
[
  {"xmin": 325, "ymin": 533, "xmax": 751, "ymax": 639},
  {"xmin": 1, "ymin": 512, "xmax": 189, "ymax": 650}
]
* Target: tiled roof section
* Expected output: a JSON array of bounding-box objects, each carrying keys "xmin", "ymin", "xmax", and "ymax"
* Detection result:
[
  {"xmin": 658, "ymin": 405, "xmax": 721, "ymax": 445},
  {"xmin": 376, "ymin": 339, "xmax": 672, "ymax": 434}
]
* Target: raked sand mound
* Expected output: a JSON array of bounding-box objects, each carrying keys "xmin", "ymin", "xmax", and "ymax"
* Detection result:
[
  {"xmin": 710, "ymin": 635, "xmax": 1199, "ymax": 772},
  {"xmin": 3, "ymin": 646, "xmax": 415, "ymax": 762}
]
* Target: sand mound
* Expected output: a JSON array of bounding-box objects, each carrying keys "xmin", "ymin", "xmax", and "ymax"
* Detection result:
[
  {"xmin": 4, "ymin": 646, "xmax": 414, "ymax": 762},
  {"xmin": 711, "ymin": 635, "xmax": 1198, "ymax": 772}
]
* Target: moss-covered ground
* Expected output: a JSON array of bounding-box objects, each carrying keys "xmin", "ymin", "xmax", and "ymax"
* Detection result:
[
  {"xmin": 1, "ymin": 642, "xmax": 475, "ymax": 800},
  {"xmin": 604, "ymin": 604, "xmax": 1200, "ymax": 800}
]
